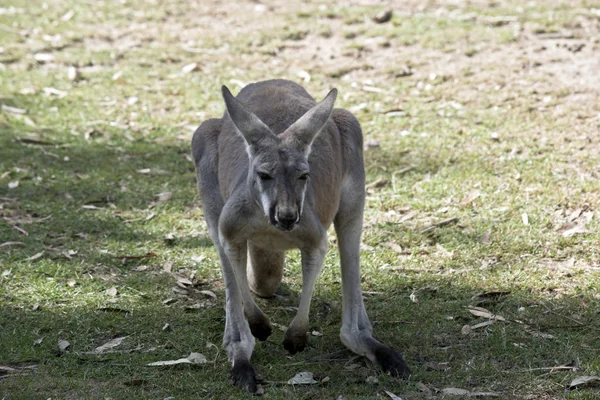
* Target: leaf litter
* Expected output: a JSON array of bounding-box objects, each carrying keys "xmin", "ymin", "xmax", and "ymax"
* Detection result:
[{"xmin": 147, "ymin": 352, "xmax": 207, "ymax": 367}]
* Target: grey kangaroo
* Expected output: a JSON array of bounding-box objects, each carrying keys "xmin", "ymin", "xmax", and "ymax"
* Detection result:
[{"xmin": 191, "ymin": 79, "xmax": 410, "ymax": 392}]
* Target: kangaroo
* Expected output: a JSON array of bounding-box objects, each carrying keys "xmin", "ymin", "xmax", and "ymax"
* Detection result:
[{"xmin": 191, "ymin": 79, "xmax": 410, "ymax": 392}]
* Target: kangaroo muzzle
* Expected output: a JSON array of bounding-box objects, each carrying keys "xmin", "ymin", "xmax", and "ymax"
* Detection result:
[{"xmin": 272, "ymin": 207, "xmax": 300, "ymax": 232}]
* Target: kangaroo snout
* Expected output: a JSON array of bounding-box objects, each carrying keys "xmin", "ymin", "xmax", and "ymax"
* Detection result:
[{"xmin": 273, "ymin": 207, "xmax": 300, "ymax": 231}]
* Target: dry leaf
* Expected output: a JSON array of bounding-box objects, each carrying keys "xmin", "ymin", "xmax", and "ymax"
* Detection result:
[
  {"xmin": 92, "ymin": 337, "xmax": 127, "ymax": 354},
  {"xmin": 287, "ymin": 371, "xmax": 318, "ymax": 385},
  {"xmin": 181, "ymin": 63, "xmax": 199, "ymax": 74},
  {"xmin": 384, "ymin": 391, "xmax": 404, "ymax": 400},
  {"xmin": 562, "ymin": 225, "xmax": 592, "ymax": 237},
  {"xmin": 43, "ymin": 87, "xmax": 67, "ymax": 98},
  {"xmin": 460, "ymin": 190, "xmax": 480, "ymax": 206},
  {"xmin": 157, "ymin": 191, "xmax": 172, "ymax": 203},
  {"xmin": 471, "ymin": 320, "xmax": 495, "ymax": 330},
  {"xmin": 0, "ymin": 241, "xmax": 25, "ymax": 249},
  {"xmin": 373, "ymin": 9, "xmax": 393, "ymax": 23},
  {"xmin": 147, "ymin": 352, "xmax": 207, "ymax": 366},
  {"xmin": 468, "ymin": 306, "xmax": 506, "ymax": 321},
  {"xmin": 120, "ymin": 252, "xmax": 157, "ymax": 263},
  {"xmin": 398, "ymin": 210, "xmax": 418, "ymax": 223},
  {"xmin": 425, "ymin": 361, "xmax": 450, "ymax": 371},
  {"xmin": 386, "ymin": 242, "xmax": 404, "ymax": 253},
  {"xmin": 417, "ymin": 382, "xmax": 432, "ymax": 396},
  {"xmin": 163, "ymin": 262, "xmax": 173, "ymax": 273},
  {"xmin": 61, "ymin": 10, "xmax": 74, "ymax": 21},
  {"xmin": 442, "ymin": 388, "xmax": 469, "ymax": 396},
  {"xmin": 34, "ymin": 53, "xmax": 54, "ymax": 62},
  {"xmin": 105, "ymin": 287, "xmax": 118, "ymax": 297},
  {"xmin": 24, "ymin": 251, "xmax": 44, "ymax": 261},
  {"xmin": 480, "ymin": 229, "xmax": 491, "ymax": 244},
  {"xmin": 2, "ymin": 104, "xmax": 27, "ymax": 114},
  {"xmin": 199, "ymin": 290, "xmax": 217, "ymax": 299},
  {"xmin": 58, "ymin": 339, "xmax": 70, "ymax": 354},
  {"xmin": 568, "ymin": 376, "xmax": 600, "ymax": 389},
  {"xmin": 461, "ymin": 324, "xmax": 472, "ymax": 335}
]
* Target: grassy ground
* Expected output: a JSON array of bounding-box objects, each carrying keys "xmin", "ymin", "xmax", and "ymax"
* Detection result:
[{"xmin": 1, "ymin": 0, "xmax": 600, "ymax": 398}]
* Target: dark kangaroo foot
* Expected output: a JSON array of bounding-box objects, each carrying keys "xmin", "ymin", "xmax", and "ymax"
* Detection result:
[
  {"xmin": 373, "ymin": 344, "xmax": 411, "ymax": 379},
  {"xmin": 248, "ymin": 315, "xmax": 272, "ymax": 342},
  {"xmin": 282, "ymin": 330, "xmax": 308, "ymax": 355},
  {"xmin": 230, "ymin": 360, "xmax": 259, "ymax": 393}
]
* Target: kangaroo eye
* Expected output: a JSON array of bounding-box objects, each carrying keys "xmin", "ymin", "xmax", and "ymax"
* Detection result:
[
  {"xmin": 257, "ymin": 172, "xmax": 273, "ymax": 181},
  {"xmin": 299, "ymin": 173, "xmax": 309, "ymax": 181}
]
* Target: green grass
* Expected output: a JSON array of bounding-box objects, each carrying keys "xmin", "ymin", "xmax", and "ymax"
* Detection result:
[{"xmin": 2, "ymin": 0, "xmax": 600, "ymax": 399}]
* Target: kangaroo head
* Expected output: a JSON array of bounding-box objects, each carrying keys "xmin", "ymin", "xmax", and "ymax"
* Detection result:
[{"xmin": 222, "ymin": 85, "xmax": 337, "ymax": 232}]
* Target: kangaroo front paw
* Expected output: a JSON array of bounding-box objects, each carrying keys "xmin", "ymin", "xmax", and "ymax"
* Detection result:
[
  {"xmin": 374, "ymin": 345, "xmax": 411, "ymax": 379},
  {"xmin": 283, "ymin": 330, "xmax": 308, "ymax": 355},
  {"xmin": 230, "ymin": 361, "xmax": 259, "ymax": 393}
]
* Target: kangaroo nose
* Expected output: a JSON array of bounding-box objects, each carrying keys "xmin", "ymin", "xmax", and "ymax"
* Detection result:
[{"xmin": 275, "ymin": 209, "xmax": 299, "ymax": 231}]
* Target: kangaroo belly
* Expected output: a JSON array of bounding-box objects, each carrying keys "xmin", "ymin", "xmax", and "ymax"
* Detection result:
[{"xmin": 248, "ymin": 231, "xmax": 300, "ymax": 252}]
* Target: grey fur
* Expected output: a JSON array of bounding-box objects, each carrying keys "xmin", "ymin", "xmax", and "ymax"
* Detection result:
[{"xmin": 191, "ymin": 80, "xmax": 410, "ymax": 393}]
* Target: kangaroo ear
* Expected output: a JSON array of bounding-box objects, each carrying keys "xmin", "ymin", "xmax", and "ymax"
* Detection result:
[
  {"xmin": 222, "ymin": 85, "xmax": 274, "ymax": 149},
  {"xmin": 284, "ymin": 88, "xmax": 337, "ymax": 155}
]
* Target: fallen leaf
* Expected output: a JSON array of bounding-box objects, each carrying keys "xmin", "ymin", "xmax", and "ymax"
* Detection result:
[
  {"xmin": 471, "ymin": 320, "xmax": 496, "ymax": 330},
  {"xmin": 120, "ymin": 252, "xmax": 157, "ymax": 263},
  {"xmin": 424, "ymin": 361, "xmax": 450, "ymax": 371},
  {"xmin": 469, "ymin": 392, "xmax": 500, "ymax": 397},
  {"xmin": 33, "ymin": 337, "xmax": 43, "ymax": 346},
  {"xmin": 13, "ymin": 225, "xmax": 29, "ymax": 236},
  {"xmin": 24, "ymin": 251, "xmax": 44, "ymax": 261},
  {"xmin": 43, "ymin": 87, "xmax": 67, "ymax": 98},
  {"xmin": 398, "ymin": 210, "xmax": 419, "ymax": 223},
  {"xmin": 199, "ymin": 290, "xmax": 217, "ymax": 299},
  {"xmin": 61, "ymin": 9, "xmax": 74, "ymax": 21},
  {"xmin": 386, "ymin": 241, "xmax": 404, "ymax": 253},
  {"xmin": 147, "ymin": 352, "xmax": 207, "ymax": 366},
  {"xmin": 92, "ymin": 337, "xmax": 127, "ymax": 354},
  {"xmin": 562, "ymin": 225, "xmax": 592, "ymax": 237},
  {"xmin": 568, "ymin": 376, "xmax": 600, "ymax": 389},
  {"xmin": 163, "ymin": 262, "xmax": 173, "ymax": 273},
  {"xmin": 287, "ymin": 371, "xmax": 318, "ymax": 385},
  {"xmin": 468, "ymin": 306, "xmax": 506, "ymax": 321},
  {"xmin": 105, "ymin": 287, "xmax": 118, "ymax": 297},
  {"xmin": 157, "ymin": 191, "xmax": 172, "ymax": 203},
  {"xmin": 480, "ymin": 229, "xmax": 491, "ymax": 244},
  {"xmin": 0, "ymin": 241, "xmax": 25, "ymax": 248},
  {"xmin": 442, "ymin": 388, "xmax": 469, "ymax": 396},
  {"xmin": 58, "ymin": 339, "xmax": 70, "ymax": 355},
  {"xmin": 373, "ymin": 9, "xmax": 393, "ymax": 23},
  {"xmin": 34, "ymin": 53, "xmax": 55, "ymax": 63},
  {"xmin": 409, "ymin": 292, "xmax": 418, "ymax": 303},
  {"xmin": 384, "ymin": 391, "xmax": 404, "ymax": 400},
  {"xmin": 181, "ymin": 63, "xmax": 199, "ymax": 74},
  {"xmin": 8, "ymin": 180, "xmax": 19, "ymax": 189},
  {"xmin": 2, "ymin": 104, "xmax": 26, "ymax": 114},
  {"xmin": 67, "ymin": 65, "xmax": 79, "ymax": 81},
  {"xmin": 417, "ymin": 382, "xmax": 432, "ymax": 396},
  {"xmin": 460, "ymin": 190, "xmax": 480, "ymax": 206},
  {"xmin": 461, "ymin": 324, "xmax": 472, "ymax": 335},
  {"xmin": 82, "ymin": 205, "xmax": 104, "ymax": 210}
]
